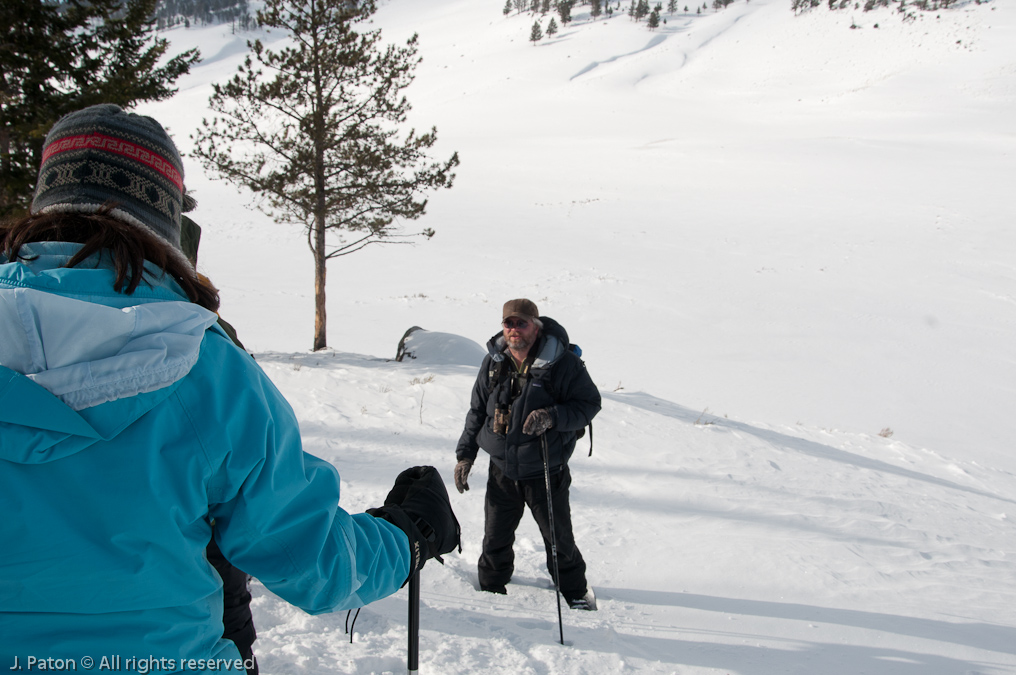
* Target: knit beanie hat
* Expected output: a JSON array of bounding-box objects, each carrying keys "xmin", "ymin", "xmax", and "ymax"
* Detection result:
[{"xmin": 31, "ymin": 104, "xmax": 190, "ymax": 262}]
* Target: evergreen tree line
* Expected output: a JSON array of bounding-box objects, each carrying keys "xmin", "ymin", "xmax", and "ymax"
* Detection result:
[
  {"xmin": 519, "ymin": 0, "xmax": 741, "ymax": 41},
  {"xmin": 508, "ymin": 0, "xmax": 582, "ymax": 25},
  {"xmin": 154, "ymin": 0, "xmax": 254, "ymax": 31},
  {"xmin": 792, "ymin": 0, "xmax": 961, "ymax": 13}
]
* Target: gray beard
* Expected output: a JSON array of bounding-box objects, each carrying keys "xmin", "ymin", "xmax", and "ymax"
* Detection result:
[{"xmin": 506, "ymin": 333, "xmax": 535, "ymax": 355}]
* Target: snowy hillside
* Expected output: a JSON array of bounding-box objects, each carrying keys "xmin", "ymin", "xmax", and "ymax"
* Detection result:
[
  {"xmin": 136, "ymin": 0, "xmax": 1016, "ymax": 672},
  {"xmin": 246, "ymin": 346, "xmax": 1016, "ymax": 674}
]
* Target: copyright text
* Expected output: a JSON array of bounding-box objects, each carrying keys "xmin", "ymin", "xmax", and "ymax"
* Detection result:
[{"xmin": 9, "ymin": 656, "xmax": 253, "ymax": 673}]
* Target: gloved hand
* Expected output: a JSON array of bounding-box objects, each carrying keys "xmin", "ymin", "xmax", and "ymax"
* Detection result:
[
  {"xmin": 367, "ymin": 466, "xmax": 461, "ymax": 584},
  {"xmin": 523, "ymin": 408, "xmax": 554, "ymax": 436},
  {"xmin": 454, "ymin": 459, "xmax": 473, "ymax": 493}
]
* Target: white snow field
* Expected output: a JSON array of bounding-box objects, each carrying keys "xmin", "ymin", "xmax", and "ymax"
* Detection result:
[{"xmin": 136, "ymin": 0, "xmax": 1016, "ymax": 672}]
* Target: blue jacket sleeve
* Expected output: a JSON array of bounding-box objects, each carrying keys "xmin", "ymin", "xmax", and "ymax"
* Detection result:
[{"xmin": 184, "ymin": 337, "xmax": 410, "ymax": 613}]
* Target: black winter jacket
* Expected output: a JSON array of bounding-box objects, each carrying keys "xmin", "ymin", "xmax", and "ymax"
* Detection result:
[{"xmin": 455, "ymin": 317, "xmax": 601, "ymax": 481}]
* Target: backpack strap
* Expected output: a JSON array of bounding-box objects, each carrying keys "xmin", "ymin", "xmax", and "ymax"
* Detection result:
[
  {"xmin": 487, "ymin": 358, "xmax": 508, "ymax": 394},
  {"xmin": 569, "ymin": 345, "xmax": 593, "ymax": 455}
]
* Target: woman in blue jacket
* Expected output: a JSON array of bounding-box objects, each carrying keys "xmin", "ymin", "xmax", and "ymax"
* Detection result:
[{"xmin": 0, "ymin": 104, "xmax": 457, "ymax": 671}]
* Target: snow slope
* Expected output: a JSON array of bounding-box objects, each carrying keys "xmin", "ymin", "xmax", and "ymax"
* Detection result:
[
  {"xmin": 135, "ymin": 0, "xmax": 1016, "ymax": 672},
  {"xmin": 243, "ymin": 345, "xmax": 1016, "ymax": 674}
]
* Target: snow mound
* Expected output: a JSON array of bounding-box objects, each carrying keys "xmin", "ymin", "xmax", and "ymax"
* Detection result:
[{"xmin": 395, "ymin": 327, "xmax": 486, "ymax": 367}]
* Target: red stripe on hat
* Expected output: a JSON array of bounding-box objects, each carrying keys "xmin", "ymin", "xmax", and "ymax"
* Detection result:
[{"xmin": 41, "ymin": 132, "xmax": 183, "ymax": 191}]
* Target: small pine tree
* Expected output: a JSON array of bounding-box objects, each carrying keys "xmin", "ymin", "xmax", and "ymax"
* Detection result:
[
  {"xmin": 668, "ymin": 0, "xmax": 678, "ymax": 12},
  {"xmin": 648, "ymin": 6, "xmax": 660, "ymax": 26},
  {"xmin": 547, "ymin": 16, "xmax": 558, "ymax": 35},
  {"xmin": 592, "ymin": 0, "xmax": 603, "ymax": 17},
  {"xmin": 504, "ymin": 0, "xmax": 512, "ymax": 15},
  {"xmin": 530, "ymin": 20, "xmax": 543, "ymax": 43}
]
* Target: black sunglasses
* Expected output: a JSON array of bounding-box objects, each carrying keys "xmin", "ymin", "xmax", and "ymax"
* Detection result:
[{"xmin": 502, "ymin": 318, "xmax": 530, "ymax": 330}]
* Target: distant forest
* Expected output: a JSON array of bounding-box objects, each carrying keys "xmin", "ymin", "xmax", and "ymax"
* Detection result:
[
  {"xmin": 793, "ymin": 0, "xmax": 974, "ymax": 13},
  {"xmin": 154, "ymin": 0, "xmax": 254, "ymax": 30}
]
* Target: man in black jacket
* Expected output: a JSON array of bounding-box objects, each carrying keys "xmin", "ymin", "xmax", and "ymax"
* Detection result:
[{"xmin": 454, "ymin": 299, "xmax": 600, "ymax": 609}]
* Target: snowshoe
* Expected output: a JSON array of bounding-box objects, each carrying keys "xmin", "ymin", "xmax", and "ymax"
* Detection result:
[{"xmin": 565, "ymin": 587, "xmax": 597, "ymax": 611}]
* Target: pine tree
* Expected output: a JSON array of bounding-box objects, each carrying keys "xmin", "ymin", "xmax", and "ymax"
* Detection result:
[
  {"xmin": 592, "ymin": 0, "xmax": 603, "ymax": 17},
  {"xmin": 648, "ymin": 6, "xmax": 661, "ymax": 26},
  {"xmin": 668, "ymin": 0, "xmax": 678, "ymax": 12},
  {"xmin": 193, "ymin": 0, "xmax": 458, "ymax": 351},
  {"xmin": 558, "ymin": 0, "xmax": 573, "ymax": 23},
  {"xmin": 504, "ymin": 0, "xmax": 512, "ymax": 15},
  {"xmin": 530, "ymin": 20, "xmax": 544, "ymax": 43},
  {"xmin": 0, "ymin": 0, "xmax": 199, "ymax": 217},
  {"xmin": 547, "ymin": 16, "xmax": 559, "ymax": 35}
]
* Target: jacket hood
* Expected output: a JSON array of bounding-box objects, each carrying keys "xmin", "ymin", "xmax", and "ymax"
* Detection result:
[
  {"xmin": 0, "ymin": 243, "xmax": 219, "ymax": 464},
  {"xmin": 485, "ymin": 315, "xmax": 570, "ymax": 370}
]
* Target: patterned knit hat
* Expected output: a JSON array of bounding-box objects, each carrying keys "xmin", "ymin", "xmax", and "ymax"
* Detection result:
[{"xmin": 31, "ymin": 104, "xmax": 189, "ymax": 261}]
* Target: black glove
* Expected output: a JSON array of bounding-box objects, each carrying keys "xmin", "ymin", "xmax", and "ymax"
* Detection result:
[
  {"xmin": 454, "ymin": 459, "xmax": 473, "ymax": 493},
  {"xmin": 523, "ymin": 408, "xmax": 554, "ymax": 436},
  {"xmin": 367, "ymin": 466, "xmax": 461, "ymax": 584}
]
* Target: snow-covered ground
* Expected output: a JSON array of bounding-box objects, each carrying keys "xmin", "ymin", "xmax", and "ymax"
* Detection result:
[{"xmin": 137, "ymin": 0, "xmax": 1016, "ymax": 672}]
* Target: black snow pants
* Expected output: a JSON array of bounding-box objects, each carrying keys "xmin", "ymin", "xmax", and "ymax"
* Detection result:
[
  {"xmin": 206, "ymin": 538, "xmax": 258, "ymax": 675},
  {"xmin": 478, "ymin": 460, "xmax": 587, "ymax": 600}
]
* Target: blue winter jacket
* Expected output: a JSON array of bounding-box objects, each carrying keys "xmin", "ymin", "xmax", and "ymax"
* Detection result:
[{"xmin": 0, "ymin": 243, "xmax": 410, "ymax": 671}]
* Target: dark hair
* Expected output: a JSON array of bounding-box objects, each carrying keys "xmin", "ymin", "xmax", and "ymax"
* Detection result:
[{"xmin": 1, "ymin": 206, "xmax": 220, "ymax": 313}]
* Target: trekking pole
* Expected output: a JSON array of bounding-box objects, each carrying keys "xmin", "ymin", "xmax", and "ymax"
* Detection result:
[
  {"xmin": 540, "ymin": 433, "xmax": 565, "ymax": 646},
  {"xmin": 408, "ymin": 569, "xmax": 420, "ymax": 673}
]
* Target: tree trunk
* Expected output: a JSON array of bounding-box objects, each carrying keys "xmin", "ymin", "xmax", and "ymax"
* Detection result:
[
  {"xmin": 312, "ymin": 217, "xmax": 327, "ymax": 351},
  {"xmin": 311, "ymin": 19, "xmax": 328, "ymax": 353}
]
